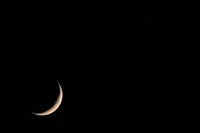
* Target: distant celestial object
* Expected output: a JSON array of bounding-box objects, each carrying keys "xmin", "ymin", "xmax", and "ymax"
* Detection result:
[{"xmin": 32, "ymin": 81, "xmax": 63, "ymax": 116}]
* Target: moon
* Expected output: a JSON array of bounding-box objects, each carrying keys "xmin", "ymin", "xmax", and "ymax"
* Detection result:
[{"xmin": 32, "ymin": 81, "xmax": 63, "ymax": 116}]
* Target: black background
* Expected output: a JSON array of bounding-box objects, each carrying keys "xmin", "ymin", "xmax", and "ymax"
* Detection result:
[{"xmin": 1, "ymin": 1, "xmax": 189, "ymax": 132}]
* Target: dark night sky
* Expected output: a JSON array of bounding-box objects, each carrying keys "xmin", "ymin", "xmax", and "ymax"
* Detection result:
[{"xmin": 1, "ymin": 2, "xmax": 187, "ymax": 132}]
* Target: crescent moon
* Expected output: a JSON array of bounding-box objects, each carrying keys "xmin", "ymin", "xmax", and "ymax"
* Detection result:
[{"xmin": 32, "ymin": 81, "xmax": 63, "ymax": 116}]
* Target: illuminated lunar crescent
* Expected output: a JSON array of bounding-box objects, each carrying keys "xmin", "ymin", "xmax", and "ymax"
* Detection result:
[{"xmin": 32, "ymin": 81, "xmax": 63, "ymax": 116}]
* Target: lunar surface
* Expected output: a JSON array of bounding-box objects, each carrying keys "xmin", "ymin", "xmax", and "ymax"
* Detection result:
[{"xmin": 32, "ymin": 81, "xmax": 63, "ymax": 116}]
